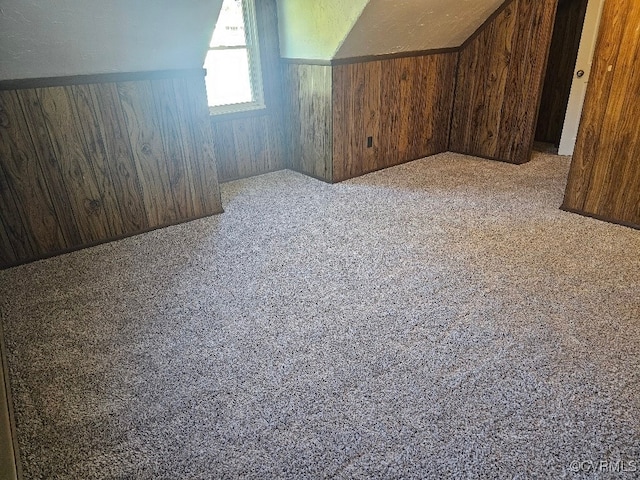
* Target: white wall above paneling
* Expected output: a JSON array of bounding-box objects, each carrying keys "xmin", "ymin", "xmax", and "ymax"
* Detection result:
[
  {"xmin": 276, "ymin": 0, "xmax": 369, "ymax": 60},
  {"xmin": 336, "ymin": 0, "xmax": 505, "ymax": 58},
  {"xmin": 0, "ymin": 0, "xmax": 223, "ymax": 80}
]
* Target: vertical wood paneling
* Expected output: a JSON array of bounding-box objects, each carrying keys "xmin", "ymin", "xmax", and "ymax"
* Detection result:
[
  {"xmin": 210, "ymin": 121, "xmax": 240, "ymax": 181},
  {"xmin": 88, "ymin": 83, "xmax": 149, "ymax": 232},
  {"xmin": 563, "ymin": 0, "xmax": 640, "ymax": 228},
  {"xmin": 171, "ymin": 77, "xmax": 207, "ymax": 215},
  {"xmin": 212, "ymin": 116, "xmax": 284, "ymax": 182},
  {"xmin": 180, "ymin": 76, "xmax": 223, "ymax": 214},
  {"xmin": 0, "ymin": 215, "xmax": 16, "ymax": 266},
  {"xmin": 284, "ymin": 64, "xmax": 333, "ymax": 181},
  {"xmin": 0, "ymin": 70, "xmax": 223, "ymax": 269},
  {"xmin": 331, "ymin": 61, "xmax": 381, "ymax": 181},
  {"xmin": 332, "ymin": 53, "xmax": 458, "ymax": 182},
  {"xmin": 70, "ymin": 84, "xmax": 127, "ymax": 237},
  {"xmin": 459, "ymin": 6, "xmax": 517, "ymax": 157},
  {"xmin": 151, "ymin": 79, "xmax": 196, "ymax": 220},
  {"xmin": 37, "ymin": 86, "xmax": 115, "ymax": 244},
  {"xmin": 16, "ymin": 89, "xmax": 83, "ymax": 246},
  {"xmin": 450, "ymin": 0, "xmax": 559, "ymax": 164},
  {"xmin": 0, "ymin": 159, "xmax": 36, "ymax": 260},
  {"xmin": 0, "ymin": 91, "xmax": 67, "ymax": 258},
  {"xmin": 117, "ymin": 80, "xmax": 177, "ymax": 227}
]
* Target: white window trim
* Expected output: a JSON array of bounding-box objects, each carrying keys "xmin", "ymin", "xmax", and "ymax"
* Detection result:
[{"xmin": 207, "ymin": 0, "xmax": 265, "ymax": 116}]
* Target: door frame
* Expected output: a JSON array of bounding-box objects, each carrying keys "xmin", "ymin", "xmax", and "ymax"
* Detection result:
[{"xmin": 557, "ymin": 0, "xmax": 606, "ymax": 155}]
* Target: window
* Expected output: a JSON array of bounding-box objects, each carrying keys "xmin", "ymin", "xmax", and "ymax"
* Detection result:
[{"xmin": 204, "ymin": 0, "xmax": 264, "ymax": 115}]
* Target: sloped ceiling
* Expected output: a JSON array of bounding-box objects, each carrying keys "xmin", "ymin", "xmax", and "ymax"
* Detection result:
[
  {"xmin": 277, "ymin": 0, "xmax": 369, "ymax": 60},
  {"xmin": 0, "ymin": 0, "xmax": 223, "ymax": 80},
  {"xmin": 278, "ymin": 0, "xmax": 506, "ymax": 61},
  {"xmin": 336, "ymin": 0, "xmax": 505, "ymax": 58}
]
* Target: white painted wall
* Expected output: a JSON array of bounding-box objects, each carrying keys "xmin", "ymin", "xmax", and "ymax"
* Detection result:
[
  {"xmin": 336, "ymin": 0, "xmax": 504, "ymax": 58},
  {"xmin": 276, "ymin": 0, "xmax": 369, "ymax": 60},
  {"xmin": 558, "ymin": 0, "xmax": 605, "ymax": 156},
  {"xmin": 0, "ymin": 0, "xmax": 223, "ymax": 80}
]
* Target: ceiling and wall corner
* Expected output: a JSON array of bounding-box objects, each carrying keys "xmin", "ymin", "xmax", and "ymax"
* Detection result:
[
  {"xmin": 336, "ymin": 0, "xmax": 506, "ymax": 58},
  {"xmin": 0, "ymin": 0, "xmax": 224, "ymax": 80},
  {"xmin": 276, "ymin": 0, "xmax": 369, "ymax": 60}
]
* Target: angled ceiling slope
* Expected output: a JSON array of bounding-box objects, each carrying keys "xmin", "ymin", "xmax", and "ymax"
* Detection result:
[
  {"xmin": 337, "ymin": 0, "xmax": 506, "ymax": 58},
  {"xmin": 277, "ymin": 0, "xmax": 370, "ymax": 60},
  {"xmin": 0, "ymin": 0, "xmax": 223, "ymax": 80},
  {"xmin": 278, "ymin": 0, "xmax": 506, "ymax": 61}
]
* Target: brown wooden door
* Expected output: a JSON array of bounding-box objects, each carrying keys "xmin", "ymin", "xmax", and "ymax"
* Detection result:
[{"xmin": 562, "ymin": 0, "xmax": 640, "ymax": 228}]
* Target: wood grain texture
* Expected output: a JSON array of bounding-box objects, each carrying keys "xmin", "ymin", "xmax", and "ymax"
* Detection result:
[
  {"xmin": 16, "ymin": 89, "xmax": 84, "ymax": 247},
  {"xmin": 0, "ymin": 90, "xmax": 67, "ymax": 258},
  {"xmin": 536, "ymin": 0, "xmax": 588, "ymax": 145},
  {"xmin": 151, "ymin": 79, "xmax": 197, "ymax": 220},
  {"xmin": 0, "ymin": 156, "xmax": 35, "ymax": 261},
  {"xmin": 0, "ymin": 72, "xmax": 223, "ymax": 269},
  {"xmin": 117, "ymin": 80, "xmax": 178, "ymax": 227},
  {"xmin": 284, "ymin": 64, "xmax": 333, "ymax": 182},
  {"xmin": 332, "ymin": 53, "xmax": 458, "ymax": 182},
  {"xmin": 211, "ymin": 0, "xmax": 286, "ymax": 182},
  {"xmin": 563, "ymin": 0, "xmax": 640, "ymax": 228},
  {"xmin": 37, "ymin": 86, "xmax": 115, "ymax": 244},
  {"xmin": 213, "ymin": 116, "xmax": 284, "ymax": 182},
  {"xmin": 179, "ymin": 76, "xmax": 223, "ymax": 214},
  {"xmin": 450, "ymin": 0, "xmax": 559, "ymax": 164},
  {"xmin": 70, "ymin": 84, "xmax": 128, "ymax": 237},
  {"xmin": 88, "ymin": 83, "xmax": 149, "ymax": 233},
  {"xmin": 0, "ymin": 215, "xmax": 16, "ymax": 266}
]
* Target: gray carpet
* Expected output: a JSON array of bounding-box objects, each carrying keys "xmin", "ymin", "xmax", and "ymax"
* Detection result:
[{"xmin": 1, "ymin": 152, "xmax": 639, "ymax": 479}]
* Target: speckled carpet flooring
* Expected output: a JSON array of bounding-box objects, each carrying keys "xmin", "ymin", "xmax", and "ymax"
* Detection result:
[{"xmin": 1, "ymin": 152, "xmax": 639, "ymax": 479}]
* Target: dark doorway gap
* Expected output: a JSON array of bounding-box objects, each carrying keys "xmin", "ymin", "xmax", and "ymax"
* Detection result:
[{"xmin": 535, "ymin": 0, "xmax": 589, "ymax": 147}]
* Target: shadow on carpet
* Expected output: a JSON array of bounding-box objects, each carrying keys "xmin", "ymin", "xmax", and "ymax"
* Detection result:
[{"xmin": 1, "ymin": 152, "xmax": 639, "ymax": 479}]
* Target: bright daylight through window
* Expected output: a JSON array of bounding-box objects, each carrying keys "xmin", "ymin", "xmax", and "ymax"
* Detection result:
[{"xmin": 204, "ymin": 0, "xmax": 264, "ymax": 114}]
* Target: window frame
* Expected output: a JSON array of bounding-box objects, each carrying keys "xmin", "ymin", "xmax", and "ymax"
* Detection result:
[{"xmin": 206, "ymin": 0, "xmax": 265, "ymax": 116}]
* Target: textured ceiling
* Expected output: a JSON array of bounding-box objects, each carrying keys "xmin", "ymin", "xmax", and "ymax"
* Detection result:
[{"xmin": 336, "ymin": 0, "xmax": 505, "ymax": 58}]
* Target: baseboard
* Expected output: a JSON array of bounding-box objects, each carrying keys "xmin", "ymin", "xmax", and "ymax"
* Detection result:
[{"xmin": 560, "ymin": 206, "xmax": 640, "ymax": 230}]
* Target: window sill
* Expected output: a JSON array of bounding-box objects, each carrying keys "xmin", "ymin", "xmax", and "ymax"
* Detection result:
[{"xmin": 209, "ymin": 103, "xmax": 271, "ymax": 123}]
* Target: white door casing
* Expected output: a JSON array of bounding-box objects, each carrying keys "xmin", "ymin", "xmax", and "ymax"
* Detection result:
[{"xmin": 558, "ymin": 0, "xmax": 606, "ymax": 156}]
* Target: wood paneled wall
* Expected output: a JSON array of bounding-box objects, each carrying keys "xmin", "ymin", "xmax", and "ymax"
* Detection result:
[
  {"xmin": 213, "ymin": 115, "xmax": 284, "ymax": 182},
  {"xmin": 285, "ymin": 0, "xmax": 561, "ymax": 182},
  {"xmin": 449, "ymin": 0, "xmax": 559, "ymax": 164},
  {"xmin": 332, "ymin": 53, "xmax": 458, "ymax": 182},
  {"xmin": 562, "ymin": 0, "xmax": 640, "ymax": 228},
  {"xmin": 284, "ymin": 64, "xmax": 333, "ymax": 181},
  {"xmin": 284, "ymin": 52, "xmax": 458, "ymax": 183},
  {"xmin": 211, "ymin": 0, "xmax": 285, "ymax": 182},
  {"xmin": 0, "ymin": 70, "xmax": 223, "ymax": 268}
]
